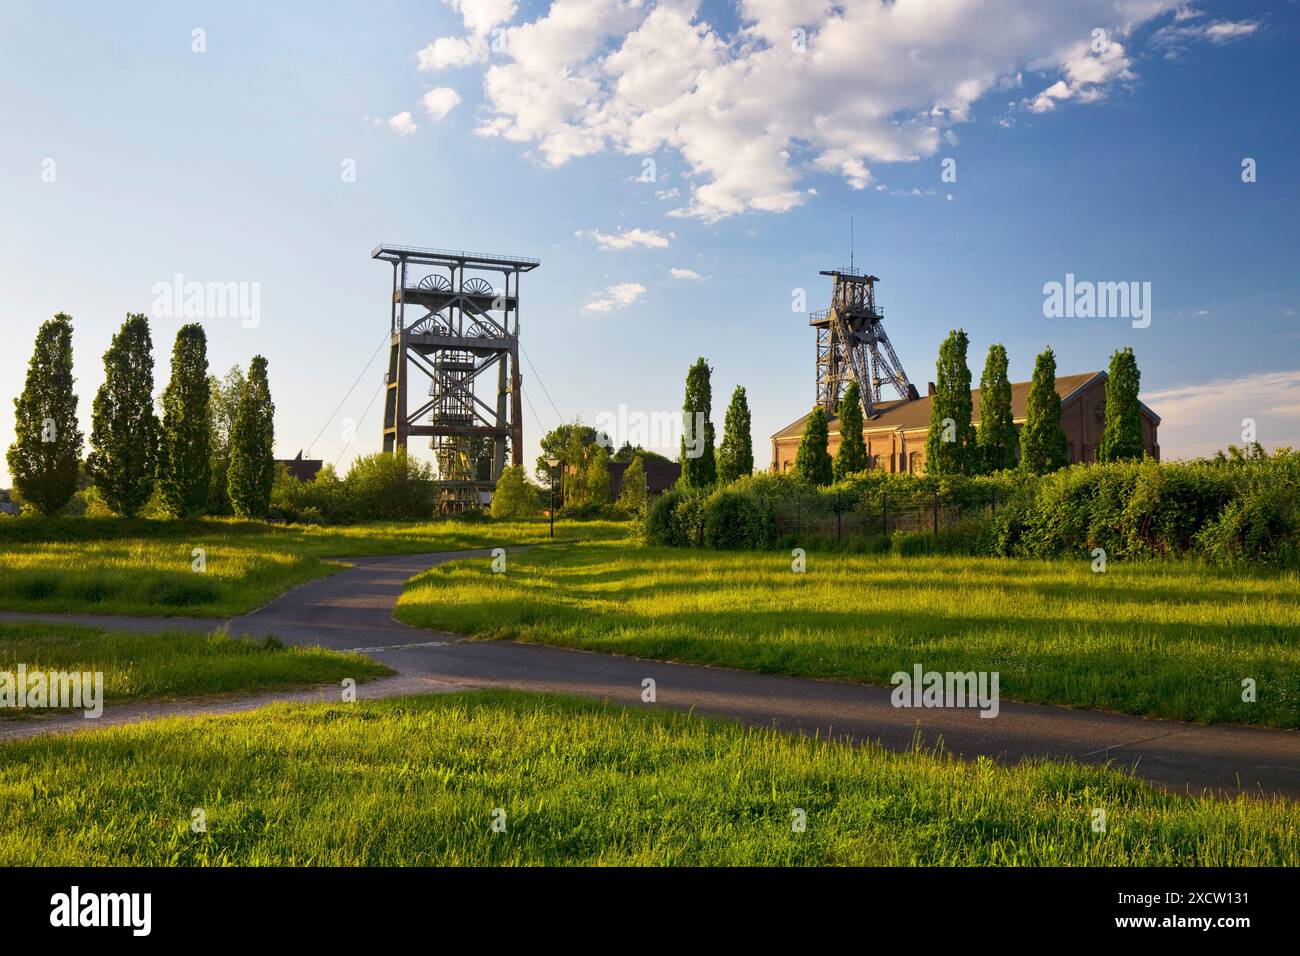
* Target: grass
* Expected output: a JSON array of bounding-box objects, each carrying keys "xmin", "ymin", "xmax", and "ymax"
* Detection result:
[
  {"xmin": 0, "ymin": 690, "xmax": 1293, "ymax": 866},
  {"xmin": 0, "ymin": 516, "xmax": 626, "ymax": 617},
  {"xmin": 0, "ymin": 622, "xmax": 391, "ymax": 715},
  {"xmin": 395, "ymin": 542, "xmax": 1300, "ymax": 728}
]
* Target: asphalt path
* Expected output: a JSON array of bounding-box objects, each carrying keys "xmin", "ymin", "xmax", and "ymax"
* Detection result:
[{"xmin": 3, "ymin": 549, "xmax": 1296, "ymax": 799}]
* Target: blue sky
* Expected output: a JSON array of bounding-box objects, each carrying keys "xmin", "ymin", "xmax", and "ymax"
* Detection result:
[{"xmin": 2, "ymin": 0, "xmax": 1297, "ymax": 485}]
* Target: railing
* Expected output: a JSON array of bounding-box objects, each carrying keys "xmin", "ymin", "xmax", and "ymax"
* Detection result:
[{"xmin": 373, "ymin": 243, "xmax": 541, "ymax": 267}]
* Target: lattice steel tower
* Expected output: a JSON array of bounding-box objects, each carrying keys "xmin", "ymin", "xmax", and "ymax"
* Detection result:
[
  {"xmin": 373, "ymin": 244, "xmax": 540, "ymax": 510},
  {"xmin": 809, "ymin": 268, "xmax": 919, "ymax": 418}
]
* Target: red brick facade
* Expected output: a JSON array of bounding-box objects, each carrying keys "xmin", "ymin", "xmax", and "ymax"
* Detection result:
[{"xmin": 771, "ymin": 371, "xmax": 1160, "ymax": 476}]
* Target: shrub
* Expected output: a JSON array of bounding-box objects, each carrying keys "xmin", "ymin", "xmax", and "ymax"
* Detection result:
[
  {"xmin": 342, "ymin": 450, "xmax": 436, "ymax": 521},
  {"xmin": 1196, "ymin": 483, "xmax": 1299, "ymax": 566},
  {"xmin": 702, "ymin": 490, "xmax": 776, "ymax": 550},
  {"xmin": 491, "ymin": 465, "xmax": 541, "ymax": 518}
]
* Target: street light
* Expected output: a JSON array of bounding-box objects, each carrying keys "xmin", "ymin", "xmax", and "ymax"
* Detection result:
[{"xmin": 544, "ymin": 455, "xmax": 560, "ymax": 539}]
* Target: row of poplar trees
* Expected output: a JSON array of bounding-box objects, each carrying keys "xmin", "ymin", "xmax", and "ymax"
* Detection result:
[
  {"xmin": 7, "ymin": 312, "xmax": 276, "ymax": 518},
  {"xmin": 796, "ymin": 333, "xmax": 1145, "ymax": 483},
  {"xmin": 678, "ymin": 357, "xmax": 754, "ymax": 488}
]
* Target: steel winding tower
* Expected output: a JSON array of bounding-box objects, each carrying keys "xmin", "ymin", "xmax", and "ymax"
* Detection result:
[
  {"xmin": 373, "ymin": 244, "xmax": 540, "ymax": 510},
  {"xmin": 809, "ymin": 269, "xmax": 919, "ymax": 418}
]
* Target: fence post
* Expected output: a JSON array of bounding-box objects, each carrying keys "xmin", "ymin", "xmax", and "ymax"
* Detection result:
[
  {"xmin": 882, "ymin": 488, "xmax": 888, "ymax": 536},
  {"xmin": 932, "ymin": 490, "xmax": 939, "ymax": 534}
]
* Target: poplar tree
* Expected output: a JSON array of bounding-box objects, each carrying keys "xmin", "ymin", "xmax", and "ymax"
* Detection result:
[
  {"xmin": 6, "ymin": 313, "xmax": 83, "ymax": 515},
  {"xmin": 976, "ymin": 343, "xmax": 1018, "ymax": 472},
  {"xmin": 833, "ymin": 380, "xmax": 867, "ymax": 479},
  {"xmin": 794, "ymin": 406, "xmax": 833, "ymax": 486},
  {"xmin": 584, "ymin": 443, "xmax": 612, "ymax": 503},
  {"xmin": 228, "ymin": 355, "xmax": 275, "ymax": 518},
  {"xmin": 717, "ymin": 385, "xmax": 754, "ymax": 483},
  {"xmin": 924, "ymin": 329, "xmax": 975, "ymax": 476},
  {"xmin": 159, "ymin": 323, "xmax": 212, "ymax": 517},
  {"xmin": 1098, "ymin": 347, "xmax": 1144, "ymax": 462},
  {"xmin": 679, "ymin": 357, "xmax": 716, "ymax": 488},
  {"xmin": 88, "ymin": 313, "xmax": 159, "ymax": 517},
  {"xmin": 1019, "ymin": 347, "xmax": 1068, "ymax": 475}
]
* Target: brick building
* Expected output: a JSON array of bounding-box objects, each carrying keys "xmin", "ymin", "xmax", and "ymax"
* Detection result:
[{"xmin": 771, "ymin": 370, "xmax": 1159, "ymax": 476}]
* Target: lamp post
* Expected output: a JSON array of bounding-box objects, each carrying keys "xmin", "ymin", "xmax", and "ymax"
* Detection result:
[{"xmin": 545, "ymin": 455, "xmax": 560, "ymax": 539}]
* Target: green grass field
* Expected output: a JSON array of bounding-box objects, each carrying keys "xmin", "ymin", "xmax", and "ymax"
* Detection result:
[
  {"xmin": 0, "ymin": 622, "xmax": 390, "ymax": 715},
  {"xmin": 395, "ymin": 543, "xmax": 1300, "ymax": 728},
  {"xmin": 0, "ymin": 691, "xmax": 1293, "ymax": 866},
  {"xmin": 0, "ymin": 516, "xmax": 625, "ymax": 617}
]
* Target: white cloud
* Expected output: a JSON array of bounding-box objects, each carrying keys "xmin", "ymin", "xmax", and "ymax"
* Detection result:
[
  {"xmin": 1023, "ymin": 38, "xmax": 1136, "ymax": 112},
  {"xmin": 1143, "ymin": 369, "xmax": 1300, "ymax": 459},
  {"xmin": 388, "ymin": 112, "xmax": 418, "ymax": 136},
  {"xmin": 670, "ymin": 267, "xmax": 702, "ymax": 280},
  {"xmin": 413, "ymin": 0, "xmax": 1258, "ymax": 221},
  {"xmin": 419, "ymin": 36, "xmax": 487, "ymax": 71},
  {"xmin": 1204, "ymin": 20, "xmax": 1260, "ymax": 43},
  {"xmin": 449, "ymin": 0, "xmax": 517, "ymax": 37},
  {"xmin": 583, "ymin": 282, "xmax": 646, "ymax": 312},
  {"xmin": 576, "ymin": 227, "xmax": 670, "ymax": 250},
  {"xmin": 422, "ymin": 87, "xmax": 463, "ymax": 121},
  {"xmin": 1153, "ymin": 16, "xmax": 1260, "ymax": 55}
]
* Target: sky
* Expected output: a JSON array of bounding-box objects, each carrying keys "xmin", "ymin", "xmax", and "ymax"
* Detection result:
[{"xmin": 1, "ymin": 0, "xmax": 1297, "ymax": 486}]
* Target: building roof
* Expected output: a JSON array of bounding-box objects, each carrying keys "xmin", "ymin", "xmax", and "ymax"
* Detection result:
[
  {"xmin": 772, "ymin": 370, "xmax": 1158, "ymax": 440},
  {"xmin": 608, "ymin": 458, "xmax": 681, "ymax": 494}
]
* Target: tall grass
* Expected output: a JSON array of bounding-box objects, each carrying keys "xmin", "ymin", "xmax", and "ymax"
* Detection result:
[
  {"xmin": 395, "ymin": 543, "xmax": 1300, "ymax": 727},
  {"xmin": 0, "ymin": 517, "xmax": 627, "ymax": 617},
  {"xmin": 0, "ymin": 622, "xmax": 390, "ymax": 713},
  {"xmin": 0, "ymin": 691, "xmax": 1293, "ymax": 866}
]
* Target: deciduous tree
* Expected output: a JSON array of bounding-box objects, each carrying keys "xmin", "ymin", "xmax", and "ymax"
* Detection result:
[
  {"xmin": 976, "ymin": 343, "xmax": 1018, "ymax": 472},
  {"xmin": 794, "ymin": 406, "xmax": 833, "ymax": 486},
  {"xmin": 228, "ymin": 355, "xmax": 275, "ymax": 518},
  {"xmin": 159, "ymin": 323, "xmax": 211, "ymax": 517},
  {"xmin": 1098, "ymin": 347, "xmax": 1144, "ymax": 462},
  {"xmin": 1020, "ymin": 347, "xmax": 1068, "ymax": 475},
  {"xmin": 924, "ymin": 329, "xmax": 975, "ymax": 476},
  {"xmin": 7, "ymin": 313, "xmax": 83, "ymax": 515},
  {"xmin": 717, "ymin": 385, "xmax": 753, "ymax": 482},
  {"xmin": 88, "ymin": 313, "xmax": 159, "ymax": 517},
  {"xmin": 833, "ymin": 380, "xmax": 867, "ymax": 479}
]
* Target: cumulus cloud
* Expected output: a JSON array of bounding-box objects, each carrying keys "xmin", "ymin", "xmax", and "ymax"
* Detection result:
[
  {"xmin": 670, "ymin": 267, "xmax": 702, "ymax": 280},
  {"xmin": 583, "ymin": 282, "xmax": 646, "ymax": 312},
  {"xmin": 410, "ymin": 0, "xmax": 1257, "ymax": 221},
  {"xmin": 1143, "ymin": 369, "xmax": 1300, "ymax": 459},
  {"xmin": 422, "ymin": 87, "xmax": 463, "ymax": 120},
  {"xmin": 388, "ymin": 112, "xmax": 418, "ymax": 136},
  {"xmin": 576, "ymin": 227, "xmax": 671, "ymax": 250}
]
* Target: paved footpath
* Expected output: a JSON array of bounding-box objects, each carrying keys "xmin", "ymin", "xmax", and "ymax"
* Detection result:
[{"xmin": 3, "ymin": 550, "xmax": 1297, "ymax": 800}]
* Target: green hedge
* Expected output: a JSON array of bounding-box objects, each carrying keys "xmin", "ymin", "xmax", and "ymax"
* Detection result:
[{"xmin": 642, "ymin": 449, "xmax": 1300, "ymax": 566}]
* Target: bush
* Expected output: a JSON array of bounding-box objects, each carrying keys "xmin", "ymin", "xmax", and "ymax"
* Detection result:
[
  {"xmin": 491, "ymin": 465, "xmax": 540, "ymax": 518},
  {"xmin": 702, "ymin": 490, "xmax": 776, "ymax": 550},
  {"xmin": 342, "ymin": 451, "xmax": 436, "ymax": 521},
  {"xmin": 1196, "ymin": 483, "xmax": 1299, "ymax": 566}
]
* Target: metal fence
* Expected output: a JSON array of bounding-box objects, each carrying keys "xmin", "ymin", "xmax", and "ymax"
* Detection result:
[{"xmin": 760, "ymin": 487, "xmax": 1006, "ymax": 542}]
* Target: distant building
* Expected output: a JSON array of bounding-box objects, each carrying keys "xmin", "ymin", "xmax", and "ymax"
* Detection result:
[
  {"xmin": 277, "ymin": 450, "xmax": 324, "ymax": 482},
  {"xmin": 561, "ymin": 457, "xmax": 681, "ymax": 499},
  {"xmin": 771, "ymin": 370, "xmax": 1160, "ymax": 475},
  {"xmin": 0, "ymin": 489, "xmax": 19, "ymax": 516},
  {"xmin": 609, "ymin": 458, "xmax": 680, "ymax": 497}
]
